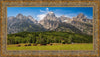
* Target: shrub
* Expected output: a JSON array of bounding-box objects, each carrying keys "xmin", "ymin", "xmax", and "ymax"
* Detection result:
[
  {"xmin": 50, "ymin": 43, "xmax": 53, "ymax": 45},
  {"xmin": 16, "ymin": 45, "xmax": 21, "ymax": 47},
  {"xmin": 62, "ymin": 41, "xmax": 65, "ymax": 44},
  {"xmin": 24, "ymin": 44, "xmax": 28, "ymax": 46},
  {"xmin": 28, "ymin": 44, "xmax": 31, "ymax": 46},
  {"xmin": 61, "ymin": 40, "xmax": 65, "ymax": 44},
  {"xmin": 33, "ymin": 43, "xmax": 37, "ymax": 46},
  {"xmin": 40, "ymin": 43, "xmax": 47, "ymax": 46}
]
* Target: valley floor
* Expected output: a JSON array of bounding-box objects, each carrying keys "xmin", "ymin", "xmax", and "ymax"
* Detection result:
[{"xmin": 7, "ymin": 43, "xmax": 93, "ymax": 50}]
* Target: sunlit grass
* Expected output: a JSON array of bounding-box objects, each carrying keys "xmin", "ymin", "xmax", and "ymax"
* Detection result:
[{"xmin": 7, "ymin": 43, "xmax": 93, "ymax": 50}]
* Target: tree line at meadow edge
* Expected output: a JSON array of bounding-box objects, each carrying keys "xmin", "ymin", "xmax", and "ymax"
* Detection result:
[{"xmin": 7, "ymin": 31, "xmax": 93, "ymax": 45}]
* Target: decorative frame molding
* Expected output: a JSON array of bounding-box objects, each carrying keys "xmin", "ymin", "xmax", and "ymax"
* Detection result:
[{"xmin": 0, "ymin": 0, "xmax": 100, "ymax": 57}]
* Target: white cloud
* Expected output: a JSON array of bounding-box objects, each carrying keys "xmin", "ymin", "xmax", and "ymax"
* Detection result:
[
  {"xmin": 40, "ymin": 10, "xmax": 45, "ymax": 13},
  {"xmin": 65, "ymin": 15, "xmax": 73, "ymax": 18},
  {"xmin": 55, "ymin": 14, "xmax": 61, "ymax": 17},
  {"xmin": 37, "ymin": 14, "xmax": 46, "ymax": 20},
  {"xmin": 56, "ymin": 15, "xmax": 61, "ymax": 17},
  {"xmin": 46, "ymin": 8, "xmax": 49, "ymax": 11},
  {"xmin": 87, "ymin": 16, "xmax": 93, "ymax": 19},
  {"xmin": 65, "ymin": 13, "xmax": 77, "ymax": 18},
  {"xmin": 40, "ymin": 8, "xmax": 49, "ymax": 13},
  {"xmin": 37, "ymin": 8, "xmax": 50, "ymax": 21}
]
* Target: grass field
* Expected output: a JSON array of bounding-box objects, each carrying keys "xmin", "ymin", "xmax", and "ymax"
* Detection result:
[{"xmin": 7, "ymin": 43, "xmax": 93, "ymax": 50}]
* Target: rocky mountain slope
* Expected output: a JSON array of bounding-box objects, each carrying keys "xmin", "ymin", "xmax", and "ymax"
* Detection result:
[
  {"xmin": 7, "ymin": 14, "xmax": 46, "ymax": 34},
  {"xmin": 71, "ymin": 13, "xmax": 93, "ymax": 35},
  {"xmin": 39, "ymin": 12, "xmax": 93, "ymax": 35},
  {"xmin": 7, "ymin": 12, "xmax": 93, "ymax": 35},
  {"xmin": 39, "ymin": 11, "xmax": 60, "ymax": 30},
  {"xmin": 72, "ymin": 13, "xmax": 92, "ymax": 23}
]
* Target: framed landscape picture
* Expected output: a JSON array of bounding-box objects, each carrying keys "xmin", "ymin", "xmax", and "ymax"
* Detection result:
[{"xmin": 0, "ymin": 0, "xmax": 100, "ymax": 57}]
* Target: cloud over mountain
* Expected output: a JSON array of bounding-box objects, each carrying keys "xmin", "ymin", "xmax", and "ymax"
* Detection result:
[{"xmin": 37, "ymin": 8, "xmax": 50, "ymax": 21}]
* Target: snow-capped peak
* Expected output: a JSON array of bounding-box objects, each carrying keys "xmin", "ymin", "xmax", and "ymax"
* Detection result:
[{"xmin": 48, "ymin": 11, "xmax": 54, "ymax": 15}]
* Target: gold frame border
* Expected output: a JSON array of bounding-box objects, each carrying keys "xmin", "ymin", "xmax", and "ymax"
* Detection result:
[{"xmin": 0, "ymin": 0, "xmax": 99, "ymax": 57}]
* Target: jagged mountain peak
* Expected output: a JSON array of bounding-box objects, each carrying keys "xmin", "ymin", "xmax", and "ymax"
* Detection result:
[
  {"xmin": 8, "ymin": 16, "xmax": 15, "ymax": 20},
  {"xmin": 27, "ymin": 15, "xmax": 34, "ymax": 19},
  {"xmin": 7, "ymin": 13, "xmax": 93, "ymax": 35},
  {"xmin": 16, "ymin": 13, "xmax": 23, "ymax": 17},
  {"xmin": 8, "ymin": 13, "xmax": 38, "ymax": 24},
  {"xmin": 27, "ymin": 15, "xmax": 38, "ymax": 24},
  {"xmin": 77, "ymin": 13, "xmax": 86, "ymax": 18},
  {"xmin": 78, "ymin": 13, "xmax": 84, "ymax": 16},
  {"xmin": 16, "ymin": 13, "xmax": 24, "ymax": 19},
  {"xmin": 28, "ymin": 15, "xmax": 32, "ymax": 17},
  {"xmin": 61, "ymin": 15, "xmax": 66, "ymax": 17},
  {"xmin": 47, "ymin": 11, "xmax": 55, "ymax": 16},
  {"xmin": 41, "ymin": 11, "xmax": 58, "ymax": 21}
]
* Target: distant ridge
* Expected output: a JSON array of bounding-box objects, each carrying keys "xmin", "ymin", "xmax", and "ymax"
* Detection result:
[{"xmin": 7, "ymin": 12, "xmax": 93, "ymax": 35}]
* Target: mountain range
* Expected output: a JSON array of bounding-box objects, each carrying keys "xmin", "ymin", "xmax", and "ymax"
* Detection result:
[{"xmin": 7, "ymin": 11, "xmax": 93, "ymax": 35}]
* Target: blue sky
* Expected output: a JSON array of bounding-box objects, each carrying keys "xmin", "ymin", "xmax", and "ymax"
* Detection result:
[{"xmin": 7, "ymin": 7, "xmax": 93, "ymax": 21}]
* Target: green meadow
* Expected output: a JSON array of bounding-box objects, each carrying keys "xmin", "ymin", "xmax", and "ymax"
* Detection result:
[{"xmin": 7, "ymin": 43, "xmax": 93, "ymax": 50}]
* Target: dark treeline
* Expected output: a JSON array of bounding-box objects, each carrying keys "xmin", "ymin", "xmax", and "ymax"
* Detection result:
[{"xmin": 7, "ymin": 31, "xmax": 93, "ymax": 44}]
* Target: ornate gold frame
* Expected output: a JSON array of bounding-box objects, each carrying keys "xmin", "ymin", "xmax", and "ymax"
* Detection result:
[{"xmin": 0, "ymin": 0, "xmax": 100, "ymax": 57}]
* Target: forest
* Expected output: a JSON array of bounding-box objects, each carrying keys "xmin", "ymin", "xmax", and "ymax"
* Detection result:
[{"xmin": 7, "ymin": 31, "xmax": 93, "ymax": 45}]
